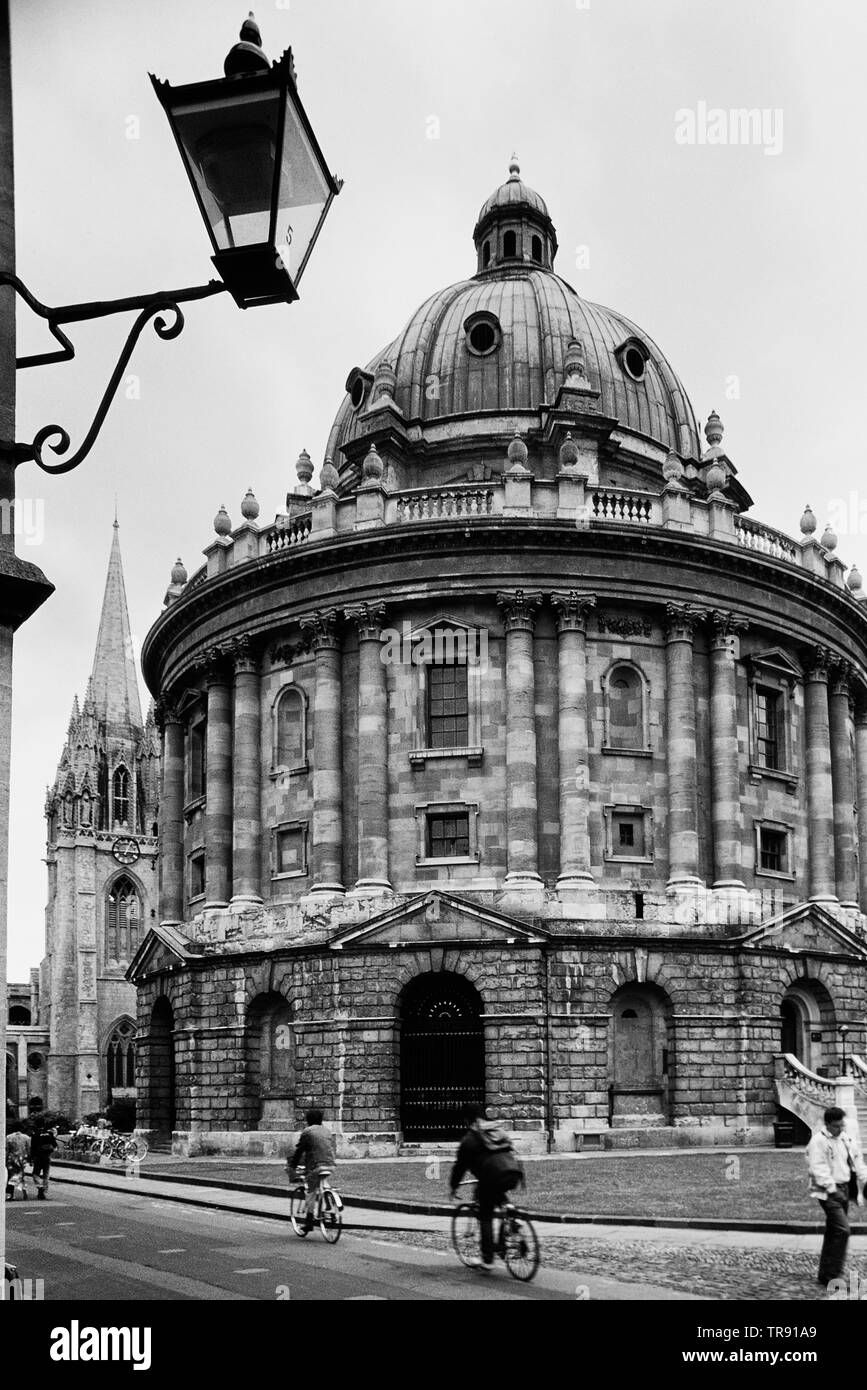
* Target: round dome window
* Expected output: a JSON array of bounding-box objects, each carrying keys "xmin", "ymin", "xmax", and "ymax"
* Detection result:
[
  {"xmin": 350, "ymin": 378, "xmax": 366, "ymax": 409},
  {"xmin": 464, "ymin": 312, "xmax": 501, "ymax": 357},
  {"xmin": 617, "ymin": 338, "xmax": 649, "ymax": 382}
]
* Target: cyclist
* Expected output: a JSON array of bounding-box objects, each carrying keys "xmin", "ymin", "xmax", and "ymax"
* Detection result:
[
  {"xmin": 286, "ymin": 1108, "xmax": 337, "ymax": 1236},
  {"xmin": 450, "ymin": 1104, "xmax": 524, "ymax": 1271}
]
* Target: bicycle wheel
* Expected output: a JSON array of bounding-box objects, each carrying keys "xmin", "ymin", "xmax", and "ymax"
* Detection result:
[
  {"xmin": 502, "ymin": 1211, "xmax": 540, "ymax": 1282},
  {"xmin": 319, "ymin": 1190, "xmax": 342, "ymax": 1244},
  {"xmin": 123, "ymin": 1137, "xmax": 147, "ymax": 1163},
  {"xmin": 451, "ymin": 1204, "xmax": 481, "ymax": 1267},
  {"xmin": 289, "ymin": 1187, "xmax": 308, "ymax": 1237}
]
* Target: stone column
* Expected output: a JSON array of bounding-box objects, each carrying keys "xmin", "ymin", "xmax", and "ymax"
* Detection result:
[
  {"xmin": 497, "ymin": 590, "xmax": 543, "ymax": 885},
  {"xmin": 230, "ymin": 638, "xmax": 262, "ymax": 905},
  {"xmin": 829, "ymin": 661, "xmax": 858, "ymax": 907},
  {"xmin": 301, "ymin": 609, "xmax": 345, "ymax": 895},
  {"xmin": 804, "ymin": 646, "xmax": 837, "ymax": 902},
  {"xmin": 157, "ymin": 699, "xmax": 185, "ymax": 924},
  {"xmin": 347, "ymin": 602, "xmax": 390, "ymax": 892},
  {"xmin": 855, "ymin": 697, "xmax": 867, "ymax": 909},
  {"xmin": 551, "ymin": 591, "xmax": 596, "ymax": 887},
  {"xmin": 664, "ymin": 603, "xmax": 705, "ymax": 887},
  {"xmin": 203, "ymin": 649, "xmax": 232, "ymax": 908},
  {"xmin": 709, "ymin": 611, "xmax": 748, "ymax": 890}
]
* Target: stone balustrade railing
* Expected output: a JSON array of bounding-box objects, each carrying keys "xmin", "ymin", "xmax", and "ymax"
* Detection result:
[
  {"xmin": 776, "ymin": 1052, "xmax": 840, "ymax": 1103},
  {"xmin": 168, "ymin": 471, "xmax": 862, "ymax": 604}
]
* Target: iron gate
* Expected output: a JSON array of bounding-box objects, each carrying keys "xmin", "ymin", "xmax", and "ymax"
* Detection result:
[{"xmin": 400, "ymin": 974, "xmax": 485, "ymax": 1139}]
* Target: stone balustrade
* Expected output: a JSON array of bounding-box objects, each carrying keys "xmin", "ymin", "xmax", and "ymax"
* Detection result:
[{"xmin": 168, "ymin": 473, "xmax": 863, "ymax": 605}]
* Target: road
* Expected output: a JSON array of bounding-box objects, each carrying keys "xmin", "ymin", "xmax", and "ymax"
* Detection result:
[{"xmin": 5, "ymin": 1181, "xmax": 578, "ymax": 1301}]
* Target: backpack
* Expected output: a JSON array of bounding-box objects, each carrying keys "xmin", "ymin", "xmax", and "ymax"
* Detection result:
[{"xmin": 479, "ymin": 1144, "xmax": 524, "ymax": 1190}]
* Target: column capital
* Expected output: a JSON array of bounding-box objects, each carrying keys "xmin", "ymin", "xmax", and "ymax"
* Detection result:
[
  {"xmin": 154, "ymin": 696, "xmax": 184, "ymax": 732},
  {"xmin": 664, "ymin": 602, "xmax": 707, "ymax": 643},
  {"xmin": 830, "ymin": 657, "xmax": 855, "ymax": 698},
  {"xmin": 497, "ymin": 589, "xmax": 542, "ymax": 633},
  {"xmin": 803, "ymin": 644, "xmax": 834, "ymax": 681},
  {"xmin": 708, "ymin": 609, "xmax": 749, "ymax": 652},
  {"xmin": 345, "ymin": 601, "xmax": 388, "ymax": 640},
  {"xmin": 300, "ymin": 607, "xmax": 343, "ymax": 652},
  {"xmin": 550, "ymin": 591, "xmax": 596, "ymax": 634},
  {"xmin": 198, "ymin": 643, "xmax": 232, "ymax": 685},
  {"xmin": 228, "ymin": 634, "xmax": 260, "ymax": 675}
]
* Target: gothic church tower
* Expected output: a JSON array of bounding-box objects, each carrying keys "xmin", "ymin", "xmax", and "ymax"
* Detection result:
[{"xmin": 41, "ymin": 522, "xmax": 159, "ymax": 1119}]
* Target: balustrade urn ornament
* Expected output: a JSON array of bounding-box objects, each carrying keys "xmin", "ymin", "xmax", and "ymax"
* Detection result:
[
  {"xmin": 662, "ymin": 450, "xmax": 684, "ymax": 484},
  {"xmin": 563, "ymin": 337, "xmax": 591, "ymax": 387},
  {"xmin": 506, "ymin": 430, "xmax": 530, "ymax": 473},
  {"xmin": 847, "ymin": 564, "xmax": 864, "ymax": 595},
  {"xmin": 558, "ymin": 431, "xmax": 580, "ymax": 472},
  {"xmin": 241, "ymin": 489, "xmax": 260, "ymax": 521},
  {"xmin": 319, "ymin": 457, "xmax": 339, "ymax": 491},
  {"xmin": 705, "ymin": 460, "xmax": 727, "ymax": 494},
  {"xmin": 362, "ymin": 443, "xmax": 384, "ymax": 482},
  {"xmin": 295, "ymin": 449, "xmax": 314, "ymax": 487},
  {"xmin": 170, "ymin": 557, "xmax": 188, "ymax": 586},
  {"xmin": 213, "ymin": 505, "xmax": 232, "ymax": 536},
  {"xmin": 799, "ymin": 504, "xmax": 817, "ymax": 536},
  {"xmin": 704, "ymin": 410, "xmax": 724, "ymax": 449},
  {"xmin": 371, "ymin": 359, "xmax": 398, "ymax": 406},
  {"xmin": 820, "ymin": 523, "xmax": 838, "ymax": 552}
]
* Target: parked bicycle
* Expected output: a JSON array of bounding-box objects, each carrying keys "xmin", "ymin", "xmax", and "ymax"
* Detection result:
[
  {"xmin": 288, "ymin": 1168, "xmax": 343, "ymax": 1243},
  {"xmin": 451, "ymin": 1179, "xmax": 540, "ymax": 1281}
]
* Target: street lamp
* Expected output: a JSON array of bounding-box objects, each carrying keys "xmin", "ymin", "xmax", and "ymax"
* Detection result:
[
  {"xmin": 839, "ymin": 1023, "xmax": 849, "ymax": 1075},
  {"xmin": 0, "ymin": 13, "xmax": 341, "ymax": 474},
  {"xmin": 151, "ymin": 12, "xmax": 341, "ymax": 309}
]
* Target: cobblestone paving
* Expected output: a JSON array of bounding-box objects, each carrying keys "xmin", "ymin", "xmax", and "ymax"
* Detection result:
[{"xmin": 352, "ymin": 1227, "xmax": 867, "ymax": 1301}]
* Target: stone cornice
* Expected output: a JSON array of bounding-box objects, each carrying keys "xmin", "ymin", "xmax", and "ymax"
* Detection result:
[{"xmin": 142, "ymin": 520, "xmax": 867, "ymax": 696}]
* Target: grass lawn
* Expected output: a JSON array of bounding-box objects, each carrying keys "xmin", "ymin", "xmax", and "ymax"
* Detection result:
[{"xmin": 147, "ymin": 1149, "xmax": 867, "ymax": 1225}]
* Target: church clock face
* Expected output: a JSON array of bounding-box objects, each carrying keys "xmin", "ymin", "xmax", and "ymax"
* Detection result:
[{"xmin": 112, "ymin": 836, "xmax": 140, "ymax": 866}]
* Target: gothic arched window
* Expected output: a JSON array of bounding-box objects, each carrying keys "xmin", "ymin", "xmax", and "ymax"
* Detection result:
[
  {"xmin": 273, "ymin": 687, "xmax": 307, "ymax": 772},
  {"xmin": 113, "ymin": 765, "xmax": 130, "ymax": 826},
  {"xmin": 106, "ymin": 1019, "xmax": 136, "ymax": 1094},
  {"xmin": 106, "ymin": 877, "xmax": 140, "ymax": 963}
]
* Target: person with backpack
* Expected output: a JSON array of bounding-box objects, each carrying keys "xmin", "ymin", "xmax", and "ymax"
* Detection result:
[
  {"xmin": 450, "ymin": 1104, "xmax": 524, "ymax": 1270},
  {"xmin": 286, "ymin": 1108, "xmax": 337, "ymax": 1236}
]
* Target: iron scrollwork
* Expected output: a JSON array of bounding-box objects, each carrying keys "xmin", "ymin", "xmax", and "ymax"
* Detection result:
[{"xmin": 0, "ymin": 272, "xmax": 227, "ymax": 473}]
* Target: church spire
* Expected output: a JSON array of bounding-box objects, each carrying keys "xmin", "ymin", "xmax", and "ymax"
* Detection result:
[{"xmin": 89, "ymin": 521, "xmax": 143, "ymax": 736}]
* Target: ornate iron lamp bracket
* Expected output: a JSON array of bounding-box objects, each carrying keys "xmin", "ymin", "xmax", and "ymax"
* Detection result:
[{"xmin": 0, "ymin": 273, "xmax": 228, "ymax": 473}]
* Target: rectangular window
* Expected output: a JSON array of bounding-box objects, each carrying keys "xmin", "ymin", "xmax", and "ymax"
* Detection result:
[
  {"xmin": 189, "ymin": 851, "xmax": 205, "ymax": 899},
  {"xmin": 755, "ymin": 687, "xmax": 782, "ymax": 770},
  {"xmin": 612, "ymin": 813, "xmax": 645, "ymax": 857},
  {"xmin": 276, "ymin": 827, "xmax": 306, "ymax": 876},
  {"xmin": 426, "ymin": 812, "xmax": 470, "ymax": 859},
  {"xmin": 427, "ymin": 663, "xmax": 469, "ymax": 749},
  {"xmin": 759, "ymin": 827, "xmax": 787, "ymax": 873},
  {"xmin": 190, "ymin": 720, "xmax": 207, "ymax": 801}
]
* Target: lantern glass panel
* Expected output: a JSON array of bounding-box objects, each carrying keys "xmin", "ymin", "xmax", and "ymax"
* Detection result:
[
  {"xmin": 272, "ymin": 96, "xmax": 331, "ymax": 284},
  {"xmin": 171, "ymin": 89, "xmax": 282, "ymax": 251}
]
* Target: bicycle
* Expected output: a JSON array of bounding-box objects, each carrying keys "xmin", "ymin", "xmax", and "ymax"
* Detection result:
[
  {"xmin": 451, "ymin": 1180, "xmax": 540, "ymax": 1282},
  {"xmin": 288, "ymin": 1168, "xmax": 343, "ymax": 1243}
]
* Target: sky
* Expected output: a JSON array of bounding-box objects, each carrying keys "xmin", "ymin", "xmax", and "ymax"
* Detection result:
[{"xmin": 6, "ymin": 0, "xmax": 867, "ymax": 976}]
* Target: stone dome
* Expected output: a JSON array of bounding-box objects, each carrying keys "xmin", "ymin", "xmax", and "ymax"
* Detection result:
[{"xmin": 326, "ymin": 166, "xmax": 701, "ymax": 472}]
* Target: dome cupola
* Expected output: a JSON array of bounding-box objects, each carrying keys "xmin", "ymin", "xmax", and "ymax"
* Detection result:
[{"xmin": 473, "ymin": 156, "xmax": 557, "ymax": 274}]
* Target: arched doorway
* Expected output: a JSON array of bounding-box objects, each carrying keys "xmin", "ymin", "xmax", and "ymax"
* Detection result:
[
  {"xmin": 245, "ymin": 992, "xmax": 294, "ymax": 1127},
  {"xmin": 148, "ymin": 997, "xmax": 175, "ymax": 1141},
  {"xmin": 780, "ymin": 980, "xmax": 836, "ymax": 1075},
  {"xmin": 399, "ymin": 972, "xmax": 484, "ymax": 1140},
  {"xmin": 610, "ymin": 984, "xmax": 671, "ymax": 1126}
]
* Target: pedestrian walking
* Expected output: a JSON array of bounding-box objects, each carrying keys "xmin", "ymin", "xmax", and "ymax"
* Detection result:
[
  {"xmin": 806, "ymin": 1105, "xmax": 867, "ymax": 1291},
  {"xmin": 5, "ymin": 1128, "xmax": 30, "ymax": 1201},
  {"xmin": 29, "ymin": 1118, "xmax": 58, "ymax": 1200}
]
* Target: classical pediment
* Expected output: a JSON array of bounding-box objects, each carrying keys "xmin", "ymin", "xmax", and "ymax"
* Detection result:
[
  {"xmin": 737, "ymin": 902, "xmax": 867, "ymax": 959},
  {"xmin": 126, "ymin": 923, "xmax": 201, "ymax": 983},
  {"xmin": 745, "ymin": 647, "xmax": 802, "ymax": 684},
  {"xmin": 329, "ymin": 890, "xmax": 550, "ymax": 950}
]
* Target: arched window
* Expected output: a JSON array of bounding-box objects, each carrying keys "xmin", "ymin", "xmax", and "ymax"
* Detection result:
[
  {"xmin": 503, "ymin": 229, "xmax": 517, "ymax": 258},
  {"xmin": 97, "ymin": 755, "xmax": 109, "ymax": 829},
  {"xmin": 531, "ymin": 234, "xmax": 542, "ymax": 262},
  {"xmin": 273, "ymin": 687, "xmax": 307, "ymax": 771},
  {"xmin": 482, "ymin": 240, "xmax": 491, "ymax": 268},
  {"xmin": 604, "ymin": 663, "xmax": 648, "ymax": 751},
  {"xmin": 136, "ymin": 771, "xmax": 146, "ymax": 834},
  {"xmin": 113, "ymin": 765, "xmax": 130, "ymax": 826},
  {"xmin": 106, "ymin": 876, "xmax": 140, "ymax": 963},
  {"xmin": 106, "ymin": 1020, "xmax": 136, "ymax": 1095},
  {"xmin": 8, "ymin": 1005, "xmax": 31, "ymax": 1025}
]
